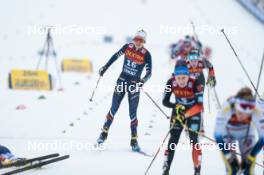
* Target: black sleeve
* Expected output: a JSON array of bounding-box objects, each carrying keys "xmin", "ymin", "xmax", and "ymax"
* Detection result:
[
  {"xmin": 194, "ymin": 78, "xmax": 204, "ymax": 104},
  {"xmin": 142, "ymin": 51, "xmax": 152, "ymax": 83},
  {"xmin": 104, "ymin": 44, "xmax": 128, "ymax": 69},
  {"xmin": 202, "ymin": 57, "xmax": 215, "ymax": 77},
  {"xmin": 202, "ymin": 58, "xmax": 213, "ymax": 69},
  {"xmin": 162, "ymin": 78, "xmax": 175, "ymax": 108}
]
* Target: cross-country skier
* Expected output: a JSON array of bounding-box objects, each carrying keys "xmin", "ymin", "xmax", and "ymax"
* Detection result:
[
  {"xmin": 162, "ymin": 61, "xmax": 204, "ymax": 175},
  {"xmin": 0, "ymin": 144, "xmax": 24, "ymax": 168},
  {"xmin": 96, "ymin": 30, "xmax": 152, "ymax": 152},
  {"xmin": 170, "ymin": 35, "xmax": 202, "ymax": 60},
  {"xmin": 175, "ymin": 49, "xmax": 216, "ymax": 134},
  {"xmin": 214, "ymin": 87, "xmax": 264, "ymax": 175},
  {"xmin": 184, "ymin": 49, "xmax": 216, "ymax": 88}
]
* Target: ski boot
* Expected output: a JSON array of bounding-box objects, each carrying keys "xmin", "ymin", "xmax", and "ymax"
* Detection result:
[
  {"xmin": 0, "ymin": 159, "xmax": 12, "ymax": 168},
  {"xmin": 12, "ymin": 158, "xmax": 27, "ymax": 167},
  {"xmin": 97, "ymin": 129, "xmax": 108, "ymax": 145},
  {"xmin": 130, "ymin": 135, "xmax": 141, "ymax": 152},
  {"xmin": 194, "ymin": 166, "xmax": 201, "ymax": 175}
]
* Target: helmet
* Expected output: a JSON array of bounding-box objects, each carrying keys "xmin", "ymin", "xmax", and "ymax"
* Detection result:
[
  {"xmin": 174, "ymin": 65, "xmax": 189, "ymax": 76},
  {"xmin": 234, "ymin": 87, "xmax": 255, "ymax": 114},
  {"xmin": 134, "ymin": 30, "xmax": 147, "ymax": 43},
  {"xmin": 188, "ymin": 49, "xmax": 200, "ymax": 61}
]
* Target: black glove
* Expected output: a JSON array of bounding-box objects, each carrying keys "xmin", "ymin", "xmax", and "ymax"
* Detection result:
[
  {"xmin": 137, "ymin": 79, "xmax": 144, "ymax": 88},
  {"xmin": 131, "ymin": 79, "xmax": 145, "ymax": 89},
  {"xmin": 206, "ymin": 76, "xmax": 216, "ymax": 87},
  {"xmin": 99, "ymin": 66, "xmax": 107, "ymax": 76},
  {"xmin": 175, "ymin": 104, "xmax": 186, "ymax": 122}
]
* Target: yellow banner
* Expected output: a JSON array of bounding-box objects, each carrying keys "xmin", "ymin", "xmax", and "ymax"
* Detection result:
[
  {"xmin": 9, "ymin": 69, "xmax": 52, "ymax": 90},
  {"xmin": 61, "ymin": 58, "xmax": 93, "ymax": 73}
]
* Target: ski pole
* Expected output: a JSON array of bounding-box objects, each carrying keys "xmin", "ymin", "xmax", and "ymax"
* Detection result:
[
  {"xmin": 190, "ymin": 20, "xmax": 199, "ymax": 41},
  {"xmin": 177, "ymin": 115, "xmax": 264, "ymax": 169},
  {"xmin": 207, "ymin": 86, "xmax": 211, "ymax": 113},
  {"xmin": 143, "ymin": 89, "xmax": 264, "ymax": 169},
  {"xmin": 144, "ymin": 128, "xmax": 172, "ymax": 175},
  {"xmin": 212, "ymin": 87, "xmax": 222, "ymax": 109},
  {"xmin": 141, "ymin": 88, "xmax": 170, "ymax": 119},
  {"xmin": 142, "ymin": 89, "xmax": 215, "ymax": 141},
  {"xmin": 89, "ymin": 76, "xmax": 101, "ymax": 102},
  {"xmin": 255, "ymin": 51, "xmax": 264, "ymax": 172},
  {"xmin": 255, "ymin": 51, "xmax": 264, "ymax": 99},
  {"xmin": 220, "ymin": 29, "xmax": 263, "ymax": 100}
]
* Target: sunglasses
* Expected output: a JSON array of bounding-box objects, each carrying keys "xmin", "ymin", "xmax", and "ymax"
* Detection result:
[
  {"xmin": 188, "ymin": 54, "xmax": 199, "ymax": 61},
  {"xmin": 239, "ymin": 103, "xmax": 255, "ymax": 110},
  {"xmin": 133, "ymin": 37, "xmax": 145, "ymax": 43}
]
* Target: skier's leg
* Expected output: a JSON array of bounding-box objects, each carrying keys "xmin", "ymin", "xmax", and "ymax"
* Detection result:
[
  {"xmin": 128, "ymin": 84, "xmax": 141, "ymax": 151},
  {"xmin": 102, "ymin": 78, "xmax": 126, "ymax": 130},
  {"xmin": 219, "ymin": 130, "xmax": 239, "ymax": 175},
  {"xmin": 97, "ymin": 78, "xmax": 126, "ymax": 144},
  {"xmin": 163, "ymin": 115, "xmax": 183, "ymax": 174},
  {"xmin": 198, "ymin": 74, "xmax": 205, "ymax": 133},
  {"xmin": 240, "ymin": 126, "xmax": 256, "ymax": 175},
  {"xmin": 187, "ymin": 115, "xmax": 202, "ymax": 174}
]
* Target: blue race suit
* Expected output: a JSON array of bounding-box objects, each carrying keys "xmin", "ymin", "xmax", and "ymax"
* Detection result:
[{"xmin": 102, "ymin": 43, "xmax": 152, "ymax": 137}]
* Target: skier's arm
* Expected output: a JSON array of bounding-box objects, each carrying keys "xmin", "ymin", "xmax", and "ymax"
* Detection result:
[
  {"xmin": 162, "ymin": 79, "xmax": 175, "ymax": 108},
  {"xmin": 250, "ymin": 109, "xmax": 264, "ymax": 157},
  {"xmin": 203, "ymin": 58, "xmax": 215, "ymax": 78},
  {"xmin": 142, "ymin": 51, "xmax": 152, "ymax": 83},
  {"xmin": 214, "ymin": 102, "xmax": 233, "ymax": 155},
  {"xmin": 104, "ymin": 44, "xmax": 128, "ymax": 69},
  {"xmin": 185, "ymin": 79, "xmax": 204, "ymax": 117}
]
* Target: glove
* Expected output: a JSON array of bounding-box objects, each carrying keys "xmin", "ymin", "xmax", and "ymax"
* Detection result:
[
  {"xmin": 99, "ymin": 66, "xmax": 107, "ymax": 76},
  {"xmin": 137, "ymin": 79, "xmax": 144, "ymax": 88},
  {"xmin": 241, "ymin": 155, "xmax": 256, "ymax": 172},
  {"xmin": 175, "ymin": 104, "xmax": 186, "ymax": 122},
  {"xmin": 206, "ymin": 76, "xmax": 216, "ymax": 87},
  {"xmin": 131, "ymin": 79, "xmax": 145, "ymax": 89}
]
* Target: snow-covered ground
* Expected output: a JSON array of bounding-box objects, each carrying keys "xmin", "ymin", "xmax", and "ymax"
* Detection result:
[{"xmin": 0, "ymin": 0, "xmax": 263, "ymax": 174}]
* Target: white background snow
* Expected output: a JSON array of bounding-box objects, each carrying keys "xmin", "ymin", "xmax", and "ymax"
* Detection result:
[{"xmin": 0, "ymin": 0, "xmax": 263, "ymax": 174}]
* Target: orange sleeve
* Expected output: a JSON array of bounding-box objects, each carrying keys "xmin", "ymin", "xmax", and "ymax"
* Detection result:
[{"xmin": 185, "ymin": 104, "xmax": 203, "ymax": 118}]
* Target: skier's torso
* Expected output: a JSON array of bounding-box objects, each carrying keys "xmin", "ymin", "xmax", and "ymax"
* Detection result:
[
  {"xmin": 171, "ymin": 77, "xmax": 199, "ymax": 109},
  {"xmin": 216, "ymin": 98, "xmax": 264, "ymax": 139},
  {"xmin": 119, "ymin": 43, "xmax": 150, "ymax": 81},
  {"xmin": 186, "ymin": 60, "xmax": 206, "ymax": 79}
]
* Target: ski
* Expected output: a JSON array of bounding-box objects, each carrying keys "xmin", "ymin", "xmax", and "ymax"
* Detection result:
[
  {"xmin": 1, "ymin": 153, "xmax": 60, "ymax": 168},
  {"xmin": 134, "ymin": 150, "xmax": 153, "ymax": 157},
  {"xmin": 2, "ymin": 155, "xmax": 70, "ymax": 175}
]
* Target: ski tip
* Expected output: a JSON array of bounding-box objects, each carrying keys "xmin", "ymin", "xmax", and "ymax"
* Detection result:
[{"xmin": 63, "ymin": 155, "xmax": 70, "ymax": 159}]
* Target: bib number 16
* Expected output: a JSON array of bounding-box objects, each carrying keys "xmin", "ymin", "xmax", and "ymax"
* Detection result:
[{"xmin": 126, "ymin": 60, "xmax": 137, "ymax": 68}]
